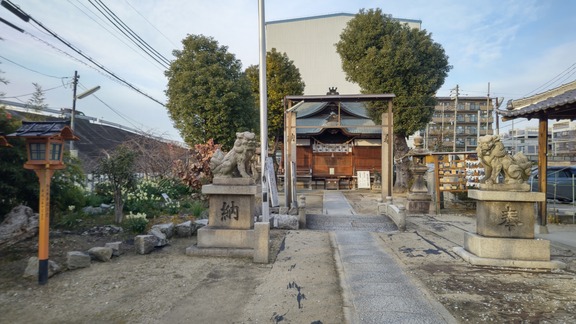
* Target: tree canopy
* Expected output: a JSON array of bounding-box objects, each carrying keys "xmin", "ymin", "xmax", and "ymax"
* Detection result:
[
  {"xmin": 164, "ymin": 34, "xmax": 257, "ymax": 150},
  {"xmin": 94, "ymin": 145, "xmax": 137, "ymax": 224},
  {"xmin": 245, "ymin": 48, "xmax": 305, "ymax": 145},
  {"xmin": 336, "ymin": 9, "xmax": 451, "ymax": 137},
  {"xmin": 336, "ymin": 9, "xmax": 452, "ymax": 191}
]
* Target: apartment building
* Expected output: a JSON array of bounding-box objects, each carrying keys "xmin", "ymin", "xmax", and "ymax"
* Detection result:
[{"xmin": 426, "ymin": 97, "xmax": 495, "ymax": 151}]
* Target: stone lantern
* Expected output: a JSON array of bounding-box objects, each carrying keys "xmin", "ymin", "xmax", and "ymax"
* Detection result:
[
  {"xmin": 7, "ymin": 121, "xmax": 78, "ymax": 284},
  {"xmin": 406, "ymin": 133, "xmax": 432, "ymax": 213}
]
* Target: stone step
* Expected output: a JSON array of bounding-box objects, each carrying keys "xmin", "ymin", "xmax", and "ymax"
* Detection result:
[{"xmin": 306, "ymin": 214, "xmax": 398, "ymax": 232}]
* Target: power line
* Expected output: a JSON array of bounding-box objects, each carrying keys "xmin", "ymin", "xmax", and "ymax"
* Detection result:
[
  {"xmin": 124, "ymin": 0, "xmax": 179, "ymax": 49},
  {"xmin": 0, "ymin": 83, "xmax": 68, "ymax": 99},
  {"xmin": 88, "ymin": 0, "xmax": 170, "ymax": 68},
  {"xmin": 0, "ymin": 54, "xmax": 69, "ymax": 79},
  {"xmin": 523, "ymin": 63, "xmax": 576, "ymax": 97},
  {"xmin": 1, "ymin": 0, "xmax": 166, "ymax": 107},
  {"xmin": 66, "ymin": 0, "xmax": 166, "ymax": 72}
]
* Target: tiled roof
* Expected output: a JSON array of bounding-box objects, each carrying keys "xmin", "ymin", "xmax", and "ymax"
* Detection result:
[{"xmin": 498, "ymin": 81, "xmax": 576, "ymax": 121}]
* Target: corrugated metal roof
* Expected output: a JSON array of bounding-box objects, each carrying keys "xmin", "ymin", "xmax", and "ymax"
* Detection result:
[{"xmin": 499, "ymin": 81, "xmax": 576, "ymax": 121}]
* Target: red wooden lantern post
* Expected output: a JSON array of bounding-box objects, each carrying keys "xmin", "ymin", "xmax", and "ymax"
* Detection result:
[{"xmin": 7, "ymin": 122, "xmax": 78, "ymax": 285}]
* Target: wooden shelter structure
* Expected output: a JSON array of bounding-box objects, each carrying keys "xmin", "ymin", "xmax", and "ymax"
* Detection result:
[
  {"xmin": 283, "ymin": 93, "xmax": 395, "ymax": 207},
  {"xmin": 498, "ymin": 80, "xmax": 576, "ymax": 231}
]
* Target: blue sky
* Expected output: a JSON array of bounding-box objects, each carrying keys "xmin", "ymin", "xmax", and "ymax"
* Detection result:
[{"xmin": 1, "ymin": 0, "xmax": 575, "ymax": 142}]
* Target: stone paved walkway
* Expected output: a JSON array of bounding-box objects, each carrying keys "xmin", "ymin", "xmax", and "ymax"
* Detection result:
[{"xmin": 314, "ymin": 191, "xmax": 457, "ymax": 323}]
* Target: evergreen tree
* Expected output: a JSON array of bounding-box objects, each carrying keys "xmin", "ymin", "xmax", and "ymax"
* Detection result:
[
  {"xmin": 0, "ymin": 73, "xmax": 39, "ymax": 218},
  {"xmin": 165, "ymin": 34, "xmax": 257, "ymax": 150},
  {"xmin": 245, "ymin": 48, "xmax": 305, "ymax": 151},
  {"xmin": 336, "ymin": 9, "xmax": 452, "ymax": 191}
]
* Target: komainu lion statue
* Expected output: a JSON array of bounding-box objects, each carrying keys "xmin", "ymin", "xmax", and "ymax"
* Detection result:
[
  {"xmin": 210, "ymin": 131, "xmax": 257, "ymax": 178},
  {"xmin": 476, "ymin": 135, "xmax": 532, "ymax": 185}
]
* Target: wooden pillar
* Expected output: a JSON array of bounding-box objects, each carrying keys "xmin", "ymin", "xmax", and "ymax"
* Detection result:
[
  {"xmin": 538, "ymin": 117, "xmax": 548, "ymax": 228},
  {"xmin": 381, "ymin": 101, "xmax": 393, "ymax": 199},
  {"xmin": 284, "ymin": 105, "xmax": 297, "ymax": 208},
  {"xmin": 284, "ymin": 106, "xmax": 292, "ymax": 207}
]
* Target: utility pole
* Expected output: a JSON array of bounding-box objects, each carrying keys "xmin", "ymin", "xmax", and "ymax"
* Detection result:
[
  {"xmin": 70, "ymin": 71, "xmax": 79, "ymax": 156},
  {"xmin": 451, "ymin": 85, "xmax": 459, "ymax": 152},
  {"xmin": 486, "ymin": 82, "xmax": 491, "ymax": 134}
]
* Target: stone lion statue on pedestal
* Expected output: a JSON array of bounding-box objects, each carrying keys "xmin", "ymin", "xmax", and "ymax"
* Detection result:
[
  {"xmin": 476, "ymin": 135, "xmax": 532, "ymax": 185},
  {"xmin": 210, "ymin": 131, "xmax": 257, "ymax": 178}
]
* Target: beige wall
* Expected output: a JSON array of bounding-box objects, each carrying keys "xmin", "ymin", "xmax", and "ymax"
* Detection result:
[{"xmin": 266, "ymin": 13, "xmax": 421, "ymax": 95}]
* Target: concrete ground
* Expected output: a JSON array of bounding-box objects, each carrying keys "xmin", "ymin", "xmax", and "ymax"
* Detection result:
[{"xmin": 298, "ymin": 189, "xmax": 576, "ymax": 323}]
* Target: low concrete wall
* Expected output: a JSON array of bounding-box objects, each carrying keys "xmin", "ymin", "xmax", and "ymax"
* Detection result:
[{"xmin": 378, "ymin": 196, "xmax": 406, "ymax": 231}]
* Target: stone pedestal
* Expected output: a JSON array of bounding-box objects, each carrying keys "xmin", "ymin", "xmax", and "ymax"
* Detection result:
[
  {"xmin": 454, "ymin": 189, "xmax": 565, "ymax": 270},
  {"xmin": 407, "ymin": 164, "xmax": 432, "ymax": 214},
  {"xmin": 186, "ymin": 178, "xmax": 269, "ymax": 263},
  {"xmin": 470, "ymin": 190, "xmax": 541, "ymax": 239}
]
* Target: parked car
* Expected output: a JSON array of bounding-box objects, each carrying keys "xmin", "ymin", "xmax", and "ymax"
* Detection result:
[{"xmin": 529, "ymin": 166, "xmax": 576, "ymax": 202}]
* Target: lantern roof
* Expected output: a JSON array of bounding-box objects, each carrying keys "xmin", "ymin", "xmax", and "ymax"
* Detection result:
[{"xmin": 7, "ymin": 121, "xmax": 79, "ymax": 140}]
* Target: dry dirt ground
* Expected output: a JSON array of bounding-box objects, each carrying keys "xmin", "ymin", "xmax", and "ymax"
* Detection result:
[
  {"xmin": 0, "ymin": 226, "xmax": 342, "ymax": 323},
  {"xmin": 1, "ymin": 191, "xmax": 576, "ymax": 323}
]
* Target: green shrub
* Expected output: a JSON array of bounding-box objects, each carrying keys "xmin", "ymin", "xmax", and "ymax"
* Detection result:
[
  {"xmin": 123, "ymin": 212, "xmax": 148, "ymax": 234},
  {"xmin": 189, "ymin": 200, "xmax": 207, "ymax": 218}
]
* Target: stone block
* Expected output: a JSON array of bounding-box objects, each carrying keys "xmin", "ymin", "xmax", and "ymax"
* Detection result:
[
  {"xmin": 151, "ymin": 223, "xmax": 175, "ymax": 239},
  {"xmin": 197, "ymin": 227, "xmax": 254, "ymax": 249},
  {"xmin": 67, "ymin": 251, "xmax": 91, "ymax": 270},
  {"xmin": 105, "ymin": 241, "xmax": 122, "ymax": 257},
  {"xmin": 469, "ymin": 189, "xmax": 545, "ymax": 239},
  {"xmin": 464, "ymin": 232, "xmax": 550, "ymax": 261},
  {"xmin": 272, "ymin": 215, "xmax": 298, "ymax": 230},
  {"xmin": 135, "ymin": 235, "xmax": 158, "ymax": 254},
  {"xmin": 202, "ymin": 183, "xmax": 258, "ymax": 195},
  {"xmin": 468, "ymin": 189, "xmax": 545, "ymax": 202},
  {"xmin": 212, "ymin": 177, "xmax": 255, "ymax": 186},
  {"xmin": 206, "ymin": 193, "xmax": 255, "ymax": 230},
  {"xmin": 253, "ymin": 222, "xmax": 269, "ymax": 264},
  {"xmin": 406, "ymin": 192, "xmax": 432, "ymax": 214},
  {"xmin": 148, "ymin": 228, "xmax": 169, "ymax": 247},
  {"xmin": 23, "ymin": 257, "xmax": 60, "ymax": 279},
  {"xmin": 175, "ymin": 221, "xmax": 192, "ymax": 237},
  {"xmin": 88, "ymin": 247, "xmax": 113, "ymax": 262}
]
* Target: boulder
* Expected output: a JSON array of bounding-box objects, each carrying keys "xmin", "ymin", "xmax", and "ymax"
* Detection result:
[
  {"xmin": 88, "ymin": 247, "xmax": 113, "ymax": 262},
  {"xmin": 104, "ymin": 241, "xmax": 122, "ymax": 257},
  {"xmin": 135, "ymin": 235, "xmax": 158, "ymax": 254},
  {"xmin": 193, "ymin": 219, "xmax": 208, "ymax": 235},
  {"xmin": 272, "ymin": 214, "xmax": 299, "ymax": 230},
  {"xmin": 0, "ymin": 205, "xmax": 39, "ymax": 250},
  {"xmin": 148, "ymin": 228, "xmax": 168, "ymax": 247},
  {"xmin": 151, "ymin": 223, "xmax": 175, "ymax": 239},
  {"xmin": 67, "ymin": 251, "xmax": 91, "ymax": 270},
  {"xmin": 23, "ymin": 257, "xmax": 60, "ymax": 279},
  {"xmin": 175, "ymin": 221, "xmax": 192, "ymax": 238}
]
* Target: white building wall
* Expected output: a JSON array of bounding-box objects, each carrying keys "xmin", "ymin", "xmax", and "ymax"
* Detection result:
[{"xmin": 266, "ymin": 13, "xmax": 421, "ymax": 95}]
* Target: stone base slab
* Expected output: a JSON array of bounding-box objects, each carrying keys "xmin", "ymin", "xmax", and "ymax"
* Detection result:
[
  {"xmin": 188, "ymin": 222, "xmax": 270, "ymax": 264},
  {"xmin": 468, "ymin": 189, "xmax": 544, "ymax": 201},
  {"xmin": 464, "ymin": 232, "xmax": 550, "ymax": 261},
  {"xmin": 406, "ymin": 193, "xmax": 431, "ymax": 214},
  {"xmin": 454, "ymin": 247, "xmax": 565, "ymax": 270},
  {"xmin": 197, "ymin": 227, "xmax": 254, "ymax": 249},
  {"xmin": 185, "ymin": 245, "xmax": 253, "ymax": 258},
  {"xmin": 212, "ymin": 177, "xmax": 255, "ymax": 186}
]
